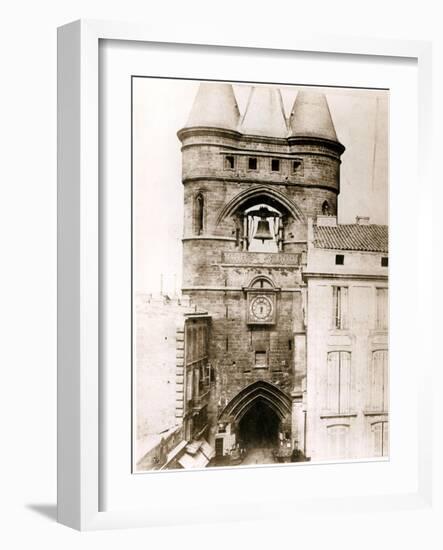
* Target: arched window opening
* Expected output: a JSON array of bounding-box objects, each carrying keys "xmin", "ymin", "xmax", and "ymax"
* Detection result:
[
  {"xmin": 371, "ymin": 421, "xmax": 389, "ymax": 457},
  {"xmin": 195, "ymin": 194, "xmax": 204, "ymax": 235},
  {"xmin": 327, "ymin": 424, "xmax": 350, "ymax": 459},
  {"xmin": 322, "ymin": 200, "xmax": 331, "ymax": 215}
]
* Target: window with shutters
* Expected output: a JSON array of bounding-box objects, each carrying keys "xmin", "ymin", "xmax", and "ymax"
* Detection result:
[
  {"xmin": 327, "ymin": 424, "xmax": 350, "ymax": 459},
  {"xmin": 327, "ymin": 351, "xmax": 352, "ymax": 414},
  {"xmin": 371, "ymin": 421, "xmax": 389, "ymax": 457},
  {"xmin": 376, "ymin": 287, "xmax": 388, "ymax": 329},
  {"xmin": 367, "ymin": 350, "xmax": 389, "ymax": 412},
  {"xmin": 332, "ymin": 286, "xmax": 348, "ymax": 329}
]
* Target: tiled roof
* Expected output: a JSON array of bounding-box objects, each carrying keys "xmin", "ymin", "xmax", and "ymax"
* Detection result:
[{"xmin": 314, "ymin": 224, "xmax": 388, "ymax": 253}]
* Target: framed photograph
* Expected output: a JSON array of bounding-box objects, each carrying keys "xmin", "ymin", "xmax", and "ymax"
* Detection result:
[{"xmin": 57, "ymin": 20, "xmax": 433, "ymax": 530}]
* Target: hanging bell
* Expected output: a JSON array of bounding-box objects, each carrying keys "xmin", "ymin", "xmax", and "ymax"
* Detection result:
[{"xmin": 254, "ymin": 219, "xmax": 273, "ymax": 243}]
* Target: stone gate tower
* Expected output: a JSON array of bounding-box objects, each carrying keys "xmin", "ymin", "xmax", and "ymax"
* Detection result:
[{"xmin": 177, "ymin": 83, "xmax": 345, "ymax": 459}]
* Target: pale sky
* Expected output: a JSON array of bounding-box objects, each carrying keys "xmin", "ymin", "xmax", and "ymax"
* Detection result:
[{"xmin": 133, "ymin": 78, "xmax": 389, "ymax": 295}]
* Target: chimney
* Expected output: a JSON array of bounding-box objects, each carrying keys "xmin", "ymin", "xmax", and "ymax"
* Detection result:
[
  {"xmin": 316, "ymin": 215, "xmax": 337, "ymax": 227},
  {"xmin": 356, "ymin": 216, "xmax": 370, "ymax": 225}
]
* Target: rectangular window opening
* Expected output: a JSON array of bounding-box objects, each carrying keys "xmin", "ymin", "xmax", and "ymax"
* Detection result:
[
  {"xmin": 293, "ymin": 160, "xmax": 302, "ymax": 172},
  {"xmin": 271, "ymin": 159, "xmax": 280, "ymax": 172},
  {"xmin": 381, "ymin": 257, "xmax": 388, "ymax": 267},
  {"xmin": 335, "ymin": 254, "xmax": 344, "ymax": 265},
  {"xmin": 248, "ymin": 157, "xmax": 257, "ymax": 170},
  {"xmin": 225, "ymin": 155, "xmax": 235, "ymax": 169},
  {"xmin": 332, "ymin": 286, "xmax": 348, "ymax": 329}
]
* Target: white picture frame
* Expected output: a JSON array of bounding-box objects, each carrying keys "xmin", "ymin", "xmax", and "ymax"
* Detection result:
[{"xmin": 57, "ymin": 19, "xmax": 434, "ymax": 531}]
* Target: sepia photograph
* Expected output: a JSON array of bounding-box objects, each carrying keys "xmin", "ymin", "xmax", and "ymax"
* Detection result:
[{"xmin": 133, "ymin": 78, "xmax": 389, "ymax": 472}]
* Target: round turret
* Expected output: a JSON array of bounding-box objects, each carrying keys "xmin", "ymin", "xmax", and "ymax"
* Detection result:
[{"xmin": 183, "ymin": 82, "xmax": 240, "ymax": 132}]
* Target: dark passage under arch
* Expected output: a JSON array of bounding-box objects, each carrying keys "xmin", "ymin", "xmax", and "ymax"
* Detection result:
[{"xmin": 238, "ymin": 400, "xmax": 280, "ymax": 449}]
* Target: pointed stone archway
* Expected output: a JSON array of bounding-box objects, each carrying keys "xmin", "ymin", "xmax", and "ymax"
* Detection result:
[
  {"xmin": 218, "ymin": 381, "xmax": 292, "ymax": 450},
  {"xmin": 219, "ymin": 380, "xmax": 292, "ymax": 422}
]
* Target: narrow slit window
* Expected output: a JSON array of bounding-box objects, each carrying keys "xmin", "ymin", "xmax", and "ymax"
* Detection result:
[{"xmin": 195, "ymin": 194, "xmax": 204, "ymax": 235}]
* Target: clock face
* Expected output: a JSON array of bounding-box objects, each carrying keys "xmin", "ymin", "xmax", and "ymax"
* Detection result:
[{"xmin": 250, "ymin": 295, "xmax": 273, "ymax": 322}]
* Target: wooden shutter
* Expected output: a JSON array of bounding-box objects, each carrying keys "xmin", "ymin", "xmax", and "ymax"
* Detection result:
[
  {"xmin": 376, "ymin": 288, "xmax": 388, "ymax": 329},
  {"xmin": 382, "ymin": 422, "xmax": 389, "ymax": 457},
  {"xmin": 382, "ymin": 351, "xmax": 389, "ymax": 411},
  {"xmin": 339, "ymin": 352, "xmax": 352, "ymax": 413},
  {"xmin": 369, "ymin": 351, "xmax": 385, "ymax": 411},
  {"xmin": 372, "ymin": 422, "xmax": 383, "ymax": 457},
  {"xmin": 332, "ymin": 287, "xmax": 338, "ymax": 329},
  {"xmin": 327, "ymin": 352, "xmax": 340, "ymax": 412},
  {"xmin": 340, "ymin": 287, "xmax": 349, "ymax": 329}
]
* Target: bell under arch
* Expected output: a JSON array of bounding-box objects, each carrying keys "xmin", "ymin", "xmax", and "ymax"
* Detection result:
[{"xmin": 245, "ymin": 203, "xmax": 281, "ymax": 252}]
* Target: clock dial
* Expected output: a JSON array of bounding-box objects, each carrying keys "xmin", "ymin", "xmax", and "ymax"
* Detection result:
[{"xmin": 250, "ymin": 295, "xmax": 273, "ymax": 321}]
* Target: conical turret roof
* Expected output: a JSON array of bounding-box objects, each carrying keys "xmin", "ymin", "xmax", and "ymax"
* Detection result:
[
  {"xmin": 184, "ymin": 82, "xmax": 240, "ymax": 131},
  {"xmin": 288, "ymin": 90, "xmax": 338, "ymax": 141},
  {"xmin": 240, "ymin": 86, "xmax": 288, "ymax": 138}
]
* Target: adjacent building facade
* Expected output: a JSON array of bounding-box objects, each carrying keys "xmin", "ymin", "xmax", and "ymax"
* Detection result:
[
  {"xmin": 136, "ymin": 294, "xmax": 214, "ymax": 470},
  {"xmin": 304, "ymin": 216, "xmax": 389, "ymax": 461}
]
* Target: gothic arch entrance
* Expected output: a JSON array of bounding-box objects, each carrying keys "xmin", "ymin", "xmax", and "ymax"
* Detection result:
[{"xmin": 218, "ymin": 381, "xmax": 292, "ymax": 452}]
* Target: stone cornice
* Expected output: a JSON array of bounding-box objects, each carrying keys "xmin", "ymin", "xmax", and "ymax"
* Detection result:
[
  {"xmin": 182, "ymin": 286, "xmax": 303, "ymax": 293},
  {"xmin": 178, "ymin": 126, "xmax": 346, "ymax": 155},
  {"xmin": 303, "ymin": 271, "xmax": 388, "ymax": 281},
  {"xmin": 177, "ymin": 126, "xmax": 241, "ymax": 142},
  {"xmin": 182, "ymin": 176, "xmax": 339, "ymax": 194},
  {"xmin": 288, "ymin": 135, "xmax": 345, "ymax": 155},
  {"xmin": 182, "ymin": 236, "xmax": 236, "ymax": 243}
]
